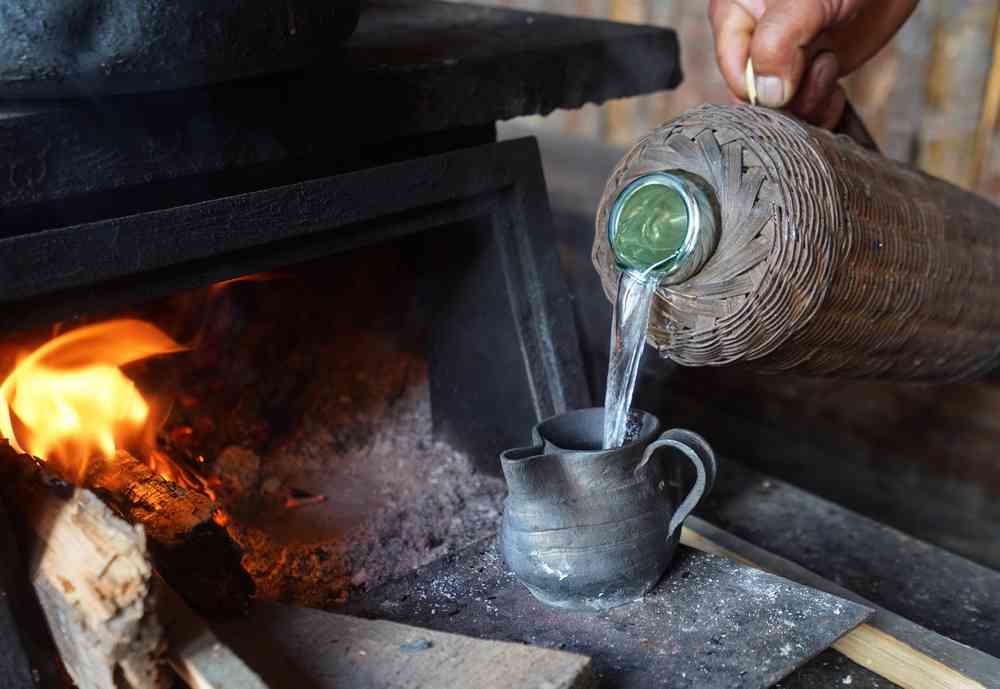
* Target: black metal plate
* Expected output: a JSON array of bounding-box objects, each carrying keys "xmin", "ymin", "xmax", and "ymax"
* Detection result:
[{"xmin": 346, "ymin": 540, "xmax": 873, "ymax": 689}]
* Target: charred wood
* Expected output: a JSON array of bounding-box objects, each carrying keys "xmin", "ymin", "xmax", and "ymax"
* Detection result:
[
  {"xmin": 85, "ymin": 451, "xmax": 254, "ymax": 617},
  {"xmin": 1, "ymin": 444, "xmax": 253, "ymax": 618}
]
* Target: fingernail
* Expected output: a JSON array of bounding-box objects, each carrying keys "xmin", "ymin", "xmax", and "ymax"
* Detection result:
[{"xmin": 754, "ymin": 75, "xmax": 786, "ymax": 108}]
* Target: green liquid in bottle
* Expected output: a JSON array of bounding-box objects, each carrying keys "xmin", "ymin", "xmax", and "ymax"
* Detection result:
[{"xmin": 610, "ymin": 183, "xmax": 689, "ymax": 273}]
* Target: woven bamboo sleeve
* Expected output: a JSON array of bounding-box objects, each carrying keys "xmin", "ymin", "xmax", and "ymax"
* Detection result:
[{"xmin": 592, "ymin": 104, "xmax": 1000, "ymax": 381}]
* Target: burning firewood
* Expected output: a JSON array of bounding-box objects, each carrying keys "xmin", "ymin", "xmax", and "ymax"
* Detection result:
[
  {"xmin": 85, "ymin": 450, "xmax": 255, "ymax": 617},
  {"xmin": 0, "ymin": 313, "xmax": 271, "ymax": 686},
  {"xmin": 2, "ymin": 444, "xmax": 254, "ymax": 618},
  {"xmin": 0, "ymin": 319, "xmax": 253, "ymax": 616}
]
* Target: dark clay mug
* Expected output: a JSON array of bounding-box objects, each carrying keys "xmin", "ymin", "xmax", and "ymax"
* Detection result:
[{"xmin": 498, "ymin": 407, "xmax": 716, "ymax": 610}]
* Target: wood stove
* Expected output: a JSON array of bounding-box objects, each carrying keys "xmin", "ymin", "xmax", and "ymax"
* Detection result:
[{"xmin": 0, "ymin": 2, "xmax": 680, "ymax": 688}]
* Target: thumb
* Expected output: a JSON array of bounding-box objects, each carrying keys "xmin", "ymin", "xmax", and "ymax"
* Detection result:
[{"xmin": 749, "ymin": 0, "xmax": 858, "ymax": 108}]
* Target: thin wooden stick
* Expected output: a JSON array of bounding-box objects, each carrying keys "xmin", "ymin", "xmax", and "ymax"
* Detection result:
[
  {"xmin": 973, "ymin": 6, "xmax": 1000, "ymax": 189},
  {"xmin": 681, "ymin": 519, "xmax": 997, "ymax": 689},
  {"xmin": 835, "ymin": 626, "xmax": 986, "ymax": 689}
]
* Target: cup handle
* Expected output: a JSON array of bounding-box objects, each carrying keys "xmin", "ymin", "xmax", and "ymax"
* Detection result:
[{"xmin": 634, "ymin": 429, "xmax": 717, "ymax": 540}]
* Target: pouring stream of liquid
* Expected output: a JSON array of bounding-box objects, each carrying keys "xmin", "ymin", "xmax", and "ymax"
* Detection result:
[{"xmin": 602, "ymin": 269, "xmax": 658, "ymax": 449}]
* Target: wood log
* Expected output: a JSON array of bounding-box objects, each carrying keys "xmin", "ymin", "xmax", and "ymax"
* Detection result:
[
  {"xmin": 85, "ymin": 451, "xmax": 254, "ymax": 617},
  {"xmin": 681, "ymin": 517, "xmax": 999, "ymax": 689},
  {"xmin": 6, "ymin": 474, "xmax": 169, "ymax": 689}
]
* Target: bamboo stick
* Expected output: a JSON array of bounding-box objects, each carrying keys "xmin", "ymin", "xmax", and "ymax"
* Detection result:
[{"xmin": 972, "ymin": 7, "xmax": 1000, "ymax": 189}]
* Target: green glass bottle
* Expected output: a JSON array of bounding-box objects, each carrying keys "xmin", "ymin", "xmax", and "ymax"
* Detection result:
[{"xmin": 607, "ymin": 171, "xmax": 720, "ymax": 284}]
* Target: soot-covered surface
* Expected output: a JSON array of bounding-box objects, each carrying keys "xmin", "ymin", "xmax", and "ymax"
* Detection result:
[{"xmin": 346, "ymin": 539, "xmax": 872, "ymax": 689}]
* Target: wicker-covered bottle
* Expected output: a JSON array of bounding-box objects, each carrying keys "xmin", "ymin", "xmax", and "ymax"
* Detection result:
[{"xmin": 592, "ymin": 104, "xmax": 1000, "ymax": 382}]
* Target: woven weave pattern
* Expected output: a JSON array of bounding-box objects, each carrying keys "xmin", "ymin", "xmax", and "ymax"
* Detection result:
[{"xmin": 592, "ymin": 104, "xmax": 1000, "ymax": 381}]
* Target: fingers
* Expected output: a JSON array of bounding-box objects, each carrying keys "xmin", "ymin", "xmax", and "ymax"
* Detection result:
[
  {"xmin": 709, "ymin": 0, "xmax": 896, "ymax": 129},
  {"xmin": 709, "ymin": 0, "xmax": 759, "ymax": 100},
  {"xmin": 748, "ymin": 0, "xmax": 845, "ymax": 107}
]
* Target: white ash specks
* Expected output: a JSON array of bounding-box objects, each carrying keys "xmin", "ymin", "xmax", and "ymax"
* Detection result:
[{"xmin": 227, "ymin": 376, "xmax": 505, "ymax": 608}]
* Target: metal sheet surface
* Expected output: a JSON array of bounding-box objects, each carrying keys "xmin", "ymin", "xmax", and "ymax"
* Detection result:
[{"xmin": 347, "ymin": 540, "xmax": 873, "ymax": 689}]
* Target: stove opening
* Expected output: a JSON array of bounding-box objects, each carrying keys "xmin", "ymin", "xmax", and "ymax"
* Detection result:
[{"xmin": 0, "ymin": 235, "xmax": 506, "ymax": 612}]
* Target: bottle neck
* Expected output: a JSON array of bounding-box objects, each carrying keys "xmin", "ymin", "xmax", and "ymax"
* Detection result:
[{"xmin": 607, "ymin": 171, "xmax": 719, "ymax": 285}]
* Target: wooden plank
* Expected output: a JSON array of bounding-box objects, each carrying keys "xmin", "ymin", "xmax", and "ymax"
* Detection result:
[
  {"xmin": 647, "ymin": 1, "xmax": 730, "ymax": 122},
  {"xmin": 157, "ymin": 582, "xmax": 270, "ymax": 689},
  {"xmin": 213, "ymin": 602, "xmax": 594, "ymax": 689},
  {"xmin": 682, "ymin": 517, "xmax": 999, "ymax": 689}
]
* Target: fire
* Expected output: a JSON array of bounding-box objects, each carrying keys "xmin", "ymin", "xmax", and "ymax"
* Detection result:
[{"xmin": 0, "ymin": 319, "xmax": 184, "ymax": 480}]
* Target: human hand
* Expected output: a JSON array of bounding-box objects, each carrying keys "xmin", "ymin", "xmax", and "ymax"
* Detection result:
[{"xmin": 709, "ymin": 0, "xmax": 917, "ymax": 128}]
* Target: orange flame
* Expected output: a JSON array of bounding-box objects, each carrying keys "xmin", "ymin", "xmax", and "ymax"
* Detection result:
[{"xmin": 0, "ymin": 319, "xmax": 185, "ymax": 480}]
